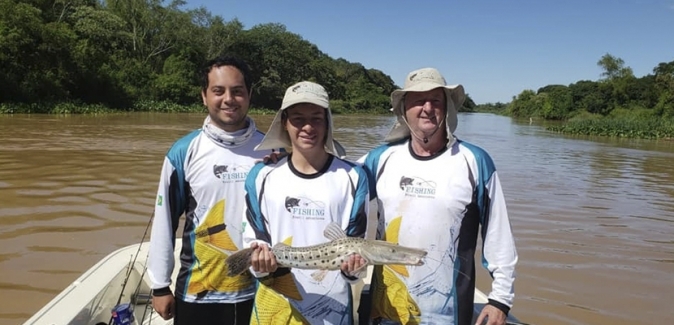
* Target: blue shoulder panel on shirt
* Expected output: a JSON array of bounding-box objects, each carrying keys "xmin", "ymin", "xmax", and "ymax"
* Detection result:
[
  {"xmin": 343, "ymin": 161, "xmax": 369, "ymax": 237},
  {"xmin": 244, "ymin": 161, "xmax": 267, "ymax": 233},
  {"xmin": 457, "ymin": 140, "xmax": 496, "ymax": 221},
  {"xmin": 166, "ymin": 129, "xmax": 200, "ymax": 217}
]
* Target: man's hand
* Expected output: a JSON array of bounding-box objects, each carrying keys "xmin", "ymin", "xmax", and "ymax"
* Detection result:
[
  {"xmin": 340, "ymin": 253, "xmax": 367, "ymax": 277},
  {"xmin": 152, "ymin": 294, "xmax": 175, "ymax": 320},
  {"xmin": 250, "ymin": 242, "xmax": 278, "ymax": 273},
  {"xmin": 475, "ymin": 304, "xmax": 507, "ymax": 325},
  {"xmin": 259, "ymin": 150, "xmax": 288, "ymax": 164}
]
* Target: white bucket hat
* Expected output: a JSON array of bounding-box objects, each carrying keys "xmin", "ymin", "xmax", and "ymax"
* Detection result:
[
  {"xmin": 255, "ymin": 81, "xmax": 345, "ymax": 158},
  {"xmin": 384, "ymin": 67, "xmax": 466, "ymax": 144}
]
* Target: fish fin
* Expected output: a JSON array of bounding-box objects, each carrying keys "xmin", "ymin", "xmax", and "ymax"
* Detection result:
[
  {"xmin": 282, "ymin": 236, "xmax": 293, "ymax": 246},
  {"xmin": 224, "ymin": 248, "xmax": 254, "ymax": 277},
  {"xmin": 323, "ymin": 222, "xmax": 347, "ymax": 241},
  {"xmin": 310, "ymin": 269, "xmax": 329, "ymax": 282},
  {"xmin": 388, "ymin": 264, "xmax": 410, "ymax": 277}
]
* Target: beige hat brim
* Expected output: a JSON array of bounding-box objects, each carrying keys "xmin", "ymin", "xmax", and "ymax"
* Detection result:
[
  {"xmin": 254, "ymin": 105, "xmax": 345, "ymax": 158},
  {"xmin": 385, "ymin": 82, "xmax": 465, "ymax": 143}
]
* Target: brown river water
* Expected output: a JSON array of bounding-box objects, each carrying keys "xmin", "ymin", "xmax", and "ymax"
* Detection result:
[{"xmin": 0, "ymin": 112, "xmax": 673, "ymax": 325}]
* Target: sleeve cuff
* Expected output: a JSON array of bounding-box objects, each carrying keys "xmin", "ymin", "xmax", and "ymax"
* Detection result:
[
  {"xmin": 248, "ymin": 265, "xmax": 270, "ymax": 278},
  {"xmin": 487, "ymin": 299, "xmax": 510, "ymax": 316},
  {"xmin": 152, "ymin": 286, "xmax": 173, "ymax": 297},
  {"xmin": 340, "ymin": 269, "xmax": 365, "ymax": 283}
]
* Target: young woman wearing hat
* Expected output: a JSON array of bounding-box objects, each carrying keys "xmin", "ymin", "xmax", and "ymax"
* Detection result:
[{"xmin": 241, "ymin": 81, "xmax": 370, "ymax": 325}]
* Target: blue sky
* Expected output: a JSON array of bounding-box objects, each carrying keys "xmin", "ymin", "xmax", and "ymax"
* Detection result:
[{"xmin": 184, "ymin": 0, "xmax": 674, "ymax": 104}]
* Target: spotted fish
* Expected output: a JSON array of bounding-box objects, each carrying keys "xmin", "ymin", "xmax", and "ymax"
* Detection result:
[{"xmin": 225, "ymin": 222, "xmax": 427, "ymax": 279}]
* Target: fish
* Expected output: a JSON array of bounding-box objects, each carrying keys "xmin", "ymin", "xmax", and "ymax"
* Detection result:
[{"xmin": 225, "ymin": 222, "xmax": 428, "ymax": 279}]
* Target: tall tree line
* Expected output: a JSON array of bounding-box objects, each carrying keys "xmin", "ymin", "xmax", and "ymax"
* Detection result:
[{"xmin": 0, "ymin": 0, "xmax": 408, "ymax": 112}]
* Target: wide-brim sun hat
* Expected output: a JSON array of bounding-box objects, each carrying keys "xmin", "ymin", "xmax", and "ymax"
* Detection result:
[
  {"xmin": 384, "ymin": 67, "xmax": 466, "ymax": 143},
  {"xmin": 255, "ymin": 81, "xmax": 345, "ymax": 158}
]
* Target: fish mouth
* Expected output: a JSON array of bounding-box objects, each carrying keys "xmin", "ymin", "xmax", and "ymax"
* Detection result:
[{"xmin": 411, "ymin": 257, "xmax": 425, "ymax": 266}]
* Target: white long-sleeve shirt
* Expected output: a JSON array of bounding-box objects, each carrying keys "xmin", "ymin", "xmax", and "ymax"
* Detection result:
[
  {"xmin": 147, "ymin": 127, "xmax": 274, "ymax": 303},
  {"xmin": 358, "ymin": 138, "xmax": 518, "ymax": 325}
]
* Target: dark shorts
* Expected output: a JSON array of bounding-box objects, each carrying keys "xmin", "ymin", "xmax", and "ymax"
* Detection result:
[{"xmin": 174, "ymin": 298, "xmax": 254, "ymax": 325}]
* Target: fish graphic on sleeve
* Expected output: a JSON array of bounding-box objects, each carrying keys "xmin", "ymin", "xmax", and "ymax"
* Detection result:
[
  {"xmin": 370, "ymin": 216, "xmax": 422, "ymax": 324},
  {"xmin": 187, "ymin": 199, "xmax": 252, "ymax": 296}
]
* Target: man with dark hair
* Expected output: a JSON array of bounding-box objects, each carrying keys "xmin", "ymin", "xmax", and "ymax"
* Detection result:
[{"xmin": 147, "ymin": 55, "xmax": 279, "ymax": 324}]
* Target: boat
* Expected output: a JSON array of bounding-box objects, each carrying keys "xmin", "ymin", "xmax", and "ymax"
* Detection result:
[{"xmin": 22, "ymin": 240, "xmax": 526, "ymax": 325}]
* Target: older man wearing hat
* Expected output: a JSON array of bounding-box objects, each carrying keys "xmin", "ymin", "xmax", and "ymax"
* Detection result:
[
  {"xmin": 241, "ymin": 81, "xmax": 370, "ymax": 325},
  {"xmin": 358, "ymin": 68, "xmax": 518, "ymax": 325}
]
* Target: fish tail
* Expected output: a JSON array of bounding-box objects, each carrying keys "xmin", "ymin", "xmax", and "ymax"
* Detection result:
[{"xmin": 225, "ymin": 248, "xmax": 254, "ymax": 276}]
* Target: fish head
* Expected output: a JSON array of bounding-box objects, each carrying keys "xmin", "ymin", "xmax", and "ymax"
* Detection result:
[{"xmin": 363, "ymin": 241, "xmax": 428, "ymax": 266}]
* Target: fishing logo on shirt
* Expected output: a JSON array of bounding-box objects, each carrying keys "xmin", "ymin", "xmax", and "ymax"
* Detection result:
[
  {"xmin": 284, "ymin": 196, "xmax": 326, "ymax": 220},
  {"xmin": 212, "ymin": 163, "xmax": 250, "ymax": 183},
  {"xmin": 399, "ymin": 175, "xmax": 437, "ymax": 198}
]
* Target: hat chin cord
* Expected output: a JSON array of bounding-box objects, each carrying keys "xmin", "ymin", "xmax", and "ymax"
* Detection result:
[{"xmin": 402, "ymin": 115, "xmax": 445, "ymax": 144}]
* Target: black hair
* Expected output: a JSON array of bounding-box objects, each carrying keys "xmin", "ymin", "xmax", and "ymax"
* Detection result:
[{"xmin": 200, "ymin": 55, "xmax": 253, "ymax": 93}]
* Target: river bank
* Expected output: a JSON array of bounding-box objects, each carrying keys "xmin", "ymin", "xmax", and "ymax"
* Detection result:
[
  {"xmin": 0, "ymin": 101, "xmax": 390, "ymax": 115},
  {"xmin": 473, "ymin": 106, "xmax": 674, "ymax": 140},
  {"xmin": 547, "ymin": 116, "xmax": 674, "ymax": 139},
  {"xmin": 5, "ymin": 101, "xmax": 673, "ymax": 139}
]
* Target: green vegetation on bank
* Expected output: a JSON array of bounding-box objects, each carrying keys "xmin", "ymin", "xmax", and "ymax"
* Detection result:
[
  {"xmin": 548, "ymin": 115, "xmax": 674, "ymax": 139},
  {"xmin": 0, "ymin": 0, "xmax": 480, "ymax": 115},
  {"xmin": 472, "ymin": 54, "xmax": 674, "ymax": 139},
  {"xmin": 0, "ymin": 0, "xmax": 478, "ymax": 115}
]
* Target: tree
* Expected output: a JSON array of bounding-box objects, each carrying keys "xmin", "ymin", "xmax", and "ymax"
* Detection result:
[
  {"xmin": 597, "ymin": 53, "xmax": 633, "ymax": 81},
  {"xmin": 507, "ymin": 90, "xmax": 537, "ymax": 117},
  {"xmin": 653, "ymin": 60, "xmax": 674, "ymax": 117},
  {"xmin": 597, "ymin": 54, "xmax": 636, "ymax": 109}
]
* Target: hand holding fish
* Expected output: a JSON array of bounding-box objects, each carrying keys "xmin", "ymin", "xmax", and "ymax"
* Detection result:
[
  {"xmin": 340, "ymin": 254, "xmax": 367, "ymax": 277},
  {"xmin": 250, "ymin": 242, "xmax": 278, "ymax": 273}
]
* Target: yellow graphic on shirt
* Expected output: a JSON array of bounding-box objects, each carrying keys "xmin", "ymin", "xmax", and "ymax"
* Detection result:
[
  {"xmin": 187, "ymin": 199, "xmax": 252, "ymax": 296},
  {"xmin": 370, "ymin": 216, "xmax": 421, "ymax": 324},
  {"xmin": 252, "ymin": 236, "xmax": 308, "ymax": 325}
]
